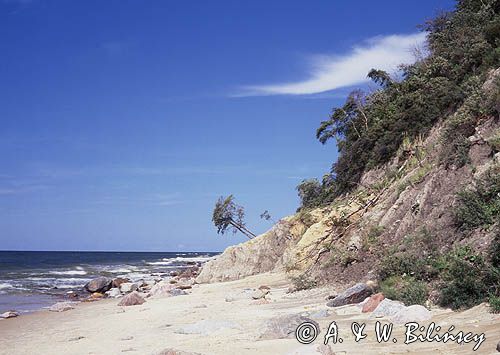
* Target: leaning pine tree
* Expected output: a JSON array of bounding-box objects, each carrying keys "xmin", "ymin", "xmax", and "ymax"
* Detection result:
[{"xmin": 212, "ymin": 195, "xmax": 256, "ymax": 239}]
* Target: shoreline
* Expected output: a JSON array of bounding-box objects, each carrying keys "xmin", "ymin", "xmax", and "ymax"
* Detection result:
[
  {"xmin": 0, "ymin": 272, "xmax": 499, "ymax": 354},
  {"xmin": 0, "ymin": 251, "xmax": 218, "ymax": 315}
]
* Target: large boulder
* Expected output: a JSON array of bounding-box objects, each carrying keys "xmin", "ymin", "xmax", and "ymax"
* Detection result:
[
  {"xmin": 390, "ymin": 305, "xmax": 432, "ymax": 324},
  {"xmin": 84, "ymin": 277, "xmax": 112, "ymax": 293},
  {"xmin": 370, "ymin": 299, "xmax": 406, "ymax": 318},
  {"xmin": 105, "ymin": 288, "xmax": 122, "ymax": 298},
  {"xmin": 259, "ymin": 314, "xmax": 319, "ymax": 340},
  {"xmin": 49, "ymin": 302, "xmax": 75, "ymax": 312},
  {"xmin": 112, "ymin": 277, "xmax": 130, "ymax": 288},
  {"xmin": 118, "ymin": 291, "xmax": 146, "ymax": 306},
  {"xmin": 362, "ymin": 293, "xmax": 385, "ymax": 313},
  {"xmin": 119, "ymin": 282, "xmax": 139, "ymax": 293},
  {"xmin": 326, "ymin": 283, "xmax": 373, "ymax": 307},
  {"xmin": 251, "ymin": 288, "xmax": 270, "ymax": 300},
  {"xmin": 148, "ymin": 281, "xmax": 175, "ymax": 298}
]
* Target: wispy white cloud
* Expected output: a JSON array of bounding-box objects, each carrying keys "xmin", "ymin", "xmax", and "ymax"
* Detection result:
[{"xmin": 238, "ymin": 32, "xmax": 426, "ymax": 96}]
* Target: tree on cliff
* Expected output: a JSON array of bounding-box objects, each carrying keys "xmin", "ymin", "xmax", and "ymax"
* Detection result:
[{"xmin": 212, "ymin": 195, "xmax": 256, "ymax": 239}]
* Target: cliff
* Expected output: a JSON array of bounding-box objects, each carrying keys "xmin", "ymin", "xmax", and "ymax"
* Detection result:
[{"xmin": 198, "ymin": 69, "xmax": 500, "ymax": 307}]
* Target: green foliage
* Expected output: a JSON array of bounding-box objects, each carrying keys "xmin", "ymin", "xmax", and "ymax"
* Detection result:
[
  {"xmin": 380, "ymin": 276, "xmax": 428, "ymax": 306},
  {"xmin": 487, "ymin": 131, "xmax": 500, "ymax": 152},
  {"xmin": 397, "ymin": 163, "xmax": 432, "ymax": 195},
  {"xmin": 438, "ymin": 246, "xmax": 492, "ymax": 309},
  {"xmin": 296, "ymin": 179, "xmax": 322, "ymax": 210},
  {"xmin": 490, "ymin": 229, "xmax": 500, "ymax": 268},
  {"xmin": 306, "ymin": 0, "xmax": 500, "ymax": 205},
  {"xmin": 377, "ymin": 229, "xmax": 500, "ymax": 311},
  {"xmin": 324, "ymin": 245, "xmax": 359, "ymax": 268},
  {"xmin": 212, "ymin": 195, "xmax": 256, "ymax": 239},
  {"xmin": 290, "ymin": 273, "xmax": 317, "ymax": 291},
  {"xmin": 489, "ymin": 294, "xmax": 500, "ymax": 313},
  {"xmin": 454, "ymin": 166, "xmax": 500, "ymax": 230},
  {"xmin": 367, "ymin": 69, "xmax": 393, "ymax": 88},
  {"xmin": 439, "ymin": 116, "xmax": 474, "ymax": 168},
  {"xmin": 361, "ymin": 225, "xmax": 384, "ymax": 251},
  {"xmin": 296, "ymin": 209, "xmax": 316, "ymax": 228}
]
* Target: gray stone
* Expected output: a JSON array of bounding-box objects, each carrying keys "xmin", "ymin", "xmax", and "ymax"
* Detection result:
[
  {"xmin": 496, "ymin": 340, "xmax": 500, "ymax": 352},
  {"xmin": 251, "ymin": 288, "xmax": 269, "ymax": 300},
  {"xmin": 0, "ymin": 311, "xmax": 19, "ymax": 319},
  {"xmin": 49, "ymin": 302, "xmax": 75, "ymax": 312},
  {"xmin": 84, "ymin": 277, "xmax": 112, "ymax": 293},
  {"xmin": 105, "ymin": 287, "xmax": 122, "ymax": 298},
  {"xmin": 391, "ymin": 305, "xmax": 432, "ymax": 324},
  {"xmin": 225, "ymin": 296, "xmax": 236, "ymax": 302},
  {"xmin": 112, "ymin": 277, "xmax": 130, "ymax": 288},
  {"xmin": 175, "ymin": 320, "xmax": 241, "ymax": 335},
  {"xmin": 259, "ymin": 314, "xmax": 319, "ymax": 340},
  {"xmin": 169, "ymin": 289, "xmax": 187, "ymax": 296},
  {"xmin": 224, "ymin": 289, "xmax": 253, "ymax": 302},
  {"xmin": 308, "ymin": 309, "xmax": 330, "ymax": 319},
  {"xmin": 118, "ymin": 291, "xmax": 146, "ymax": 306},
  {"xmin": 370, "ymin": 299, "xmax": 406, "ymax": 318},
  {"xmin": 141, "ymin": 280, "xmax": 156, "ymax": 290},
  {"xmin": 148, "ymin": 281, "xmax": 175, "ymax": 298},
  {"xmin": 326, "ymin": 283, "xmax": 372, "ymax": 307},
  {"xmin": 120, "ymin": 282, "xmax": 139, "ymax": 293}
]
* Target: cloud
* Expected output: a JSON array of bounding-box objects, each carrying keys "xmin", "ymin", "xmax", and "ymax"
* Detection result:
[{"xmin": 239, "ymin": 32, "xmax": 427, "ymax": 96}]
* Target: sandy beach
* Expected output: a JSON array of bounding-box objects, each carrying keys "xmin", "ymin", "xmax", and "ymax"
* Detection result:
[{"xmin": 0, "ymin": 272, "xmax": 498, "ymax": 355}]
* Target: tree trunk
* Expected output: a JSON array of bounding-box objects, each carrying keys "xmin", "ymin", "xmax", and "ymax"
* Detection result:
[{"xmin": 229, "ymin": 220, "xmax": 256, "ymax": 239}]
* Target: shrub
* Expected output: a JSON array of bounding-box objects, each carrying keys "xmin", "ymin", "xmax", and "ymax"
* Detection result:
[
  {"xmin": 296, "ymin": 179, "xmax": 322, "ymax": 210},
  {"xmin": 489, "ymin": 294, "xmax": 500, "ymax": 313},
  {"xmin": 379, "ymin": 253, "xmax": 423, "ymax": 280},
  {"xmin": 454, "ymin": 167, "xmax": 500, "ymax": 230},
  {"xmin": 438, "ymin": 246, "xmax": 490, "ymax": 309},
  {"xmin": 291, "ymin": 273, "xmax": 317, "ymax": 291},
  {"xmin": 490, "ymin": 229, "xmax": 500, "ymax": 268},
  {"xmin": 488, "ymin": 133, "xmax": 500, "ymax": 152},
  {"xmin": 378, "ymin": 236, "xmax": 439, "ymax": 282},
  {"xmin": 361, "ymin": 225, "xmax": 384, "ymax": 251},
  {"xmin": 380, "ymin": 276, "xmax": 428, "ymax": 306}
]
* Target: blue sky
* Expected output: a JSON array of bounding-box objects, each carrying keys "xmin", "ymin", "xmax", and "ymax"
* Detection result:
[{"xmin": 0, "ymin": 0, "xmax": 454, "ymax": 252}]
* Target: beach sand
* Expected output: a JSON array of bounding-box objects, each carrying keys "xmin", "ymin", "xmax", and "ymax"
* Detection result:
[{"xmin": 0, "ymin": 272, "xmax": 498, "ymax": 355}]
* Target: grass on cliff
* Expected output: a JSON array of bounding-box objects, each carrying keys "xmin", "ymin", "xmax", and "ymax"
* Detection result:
[
  {"xmin": 378, "ymin": 230, "xmax": 500, "ymax": 310},
  {"xmin": 454, "ymin": 166, "xmax": 500, "ymax": 231}
]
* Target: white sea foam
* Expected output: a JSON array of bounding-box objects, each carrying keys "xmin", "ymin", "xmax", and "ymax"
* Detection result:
[
  {"xmin": 107, "ymin": 268, "xmax": 133, "ymax": 273},
  {"xmin": 161, "ymin": 255, "xmax": 216, "ymax": 263},
  {"xmin": 49, "ymin": 270, "xmax": 87, "ymax": 276},
  {"xmin": 0, "ymin": 283, "xmax": 13, "ymax": 290},
  {"xmin": 147, "ymin": 261, "xmax": 174, "ymax": 266}
]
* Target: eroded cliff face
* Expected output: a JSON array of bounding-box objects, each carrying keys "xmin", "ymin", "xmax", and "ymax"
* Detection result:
[{"xmin": 197, "ymin": 70, "xmax": 500, "ymax": 286}]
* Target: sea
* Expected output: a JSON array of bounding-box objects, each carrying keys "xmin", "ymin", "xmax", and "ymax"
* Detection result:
[{"xmin": 0, "ymin": 251, "xmax": 218, "ymax": 314}]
